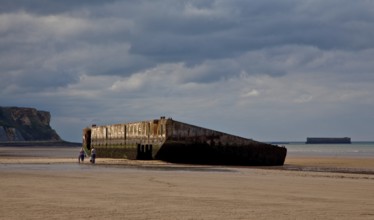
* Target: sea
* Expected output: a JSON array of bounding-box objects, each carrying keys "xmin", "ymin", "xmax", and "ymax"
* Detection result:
[{"xmin": 281, "ymin": 142, "xmax": 374, "ymax": 158}]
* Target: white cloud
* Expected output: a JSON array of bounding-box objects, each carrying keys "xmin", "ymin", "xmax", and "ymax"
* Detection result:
[
  {"xmin": 242, "ymin": 89, "xmax": 260, "ymax": 98},
  {"xmin": 110, "ymin": 74, "xmax": 145, "ymax": 92},
  {"xmin": 294, "ymin": 94, "xmax": 313, "ymax": 103},
  {"xmin": 1, "ymin": 1, "xmax": 374, "ymax": 141}
]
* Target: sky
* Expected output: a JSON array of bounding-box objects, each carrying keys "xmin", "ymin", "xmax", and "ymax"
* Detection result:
[{"xmin": 1, "ymin": 0, "xmax": 374, "ymax": 142}]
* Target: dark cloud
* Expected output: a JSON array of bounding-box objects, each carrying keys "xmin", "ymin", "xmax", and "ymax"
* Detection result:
[
  {"xmin": 1, "ymin": 0, "xmax": 374, "ymax": 141},
  {"xmin": 2, "ymin": 1, "xmax": 374, "ymax": 80},
  {"xmin": 0, "ymin": 0, "xmax": 119, "ymax": 14},
  {"xmin": 119, "ymin": 0, "xmax": 374, "ymax": 72}
]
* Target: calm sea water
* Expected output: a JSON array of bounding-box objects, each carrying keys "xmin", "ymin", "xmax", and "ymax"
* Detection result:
[{"xmin": 283, "ymin": 142, "xmax": 374, "ymax": 158}]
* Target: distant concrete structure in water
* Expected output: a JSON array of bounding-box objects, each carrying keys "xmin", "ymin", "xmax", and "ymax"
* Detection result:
[
  {"xmin": 82, "ymin": 117, "xmax": 287, "ymax": 166},
  {"xmin": 306, "ymin": 137, "xmax": 351, "ymax": 144}
]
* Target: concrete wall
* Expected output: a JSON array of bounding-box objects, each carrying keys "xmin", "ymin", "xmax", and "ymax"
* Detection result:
[
  {"xmin": 83, "ymin": 117, "xmax": 287, "ymax": 165},
  {"xmin": 166, "ymin": 120, "xmax": 259, "ymax": 146},
  {"xmin": 90, "ymin": 118, "xmax": 167, "ymax": 146},
  {"xmin": 156, "ymin": 119, "xmax": 287, "ymax": 165},
  {"xmin": 85, "ymin": 118, "xmax": 169, "ymax": 159},
  {"xmin": 88, "ymin": 117, "xmax": 256, "ymax": 148}
]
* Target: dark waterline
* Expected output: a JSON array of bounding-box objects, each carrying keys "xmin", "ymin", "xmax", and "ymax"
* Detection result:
[
  {"xmin": 284, "ymin": 142, "xmax": 374, "ymax": 158},
  {"xmin": 0, "ymin": 163, "xmax": 234, "ymax": 173}
]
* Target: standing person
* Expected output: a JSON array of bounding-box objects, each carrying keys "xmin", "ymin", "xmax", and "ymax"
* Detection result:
[
  {"xmin": 78, "ymin": 147, "xmax": 85, "ymax": 163},
  {"xmin": 90, "ymin": 147, "xmax": 96, "ymax": 164}
]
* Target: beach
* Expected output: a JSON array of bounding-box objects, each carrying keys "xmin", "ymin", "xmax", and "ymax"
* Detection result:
[{"xmin": 1, "ymin": 146, "xmax": 374, "ymax": 219}]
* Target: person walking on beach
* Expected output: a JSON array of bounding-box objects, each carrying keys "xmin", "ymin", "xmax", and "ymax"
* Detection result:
[
  {"xmin": 78, "ymin": 148, "xmax": 85, "ymax": 163},
  {"xmin": 90, "ymin": 147, "xmax": 96, "ymax": 164}
]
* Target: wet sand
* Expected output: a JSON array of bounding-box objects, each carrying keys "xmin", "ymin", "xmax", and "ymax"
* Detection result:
[{"xmin": 1, "ymin": 146, "xmax": 374, "ymax": 219}]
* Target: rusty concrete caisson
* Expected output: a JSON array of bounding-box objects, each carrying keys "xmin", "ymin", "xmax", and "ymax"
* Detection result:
[{"xmin": 82, "ymin": 117, "xmax": 287, "ymax": 166}]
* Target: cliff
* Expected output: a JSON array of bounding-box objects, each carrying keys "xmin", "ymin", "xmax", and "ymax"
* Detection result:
[{"xmin": 0, "ymin": 106, "xmax": 61, "ymax": 141}]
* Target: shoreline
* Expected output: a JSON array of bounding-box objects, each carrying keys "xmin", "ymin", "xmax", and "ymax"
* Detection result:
[
  {"xmin": 1, "ymin": 145, "xmax": 374, "ymax": 173},
  {"xmin": 0, "ymin": 141, "xmax": 81, "ymax": 147},
  {"xmin": 2, "ymin": 157, "xmax": 374, "ymax": 176},
  {"xmin": 1, "ymin": 149, "xmax": 373, "ymax": 176},
  {"xmin": 284, "ymin": 156, "xmax": 374, "ymax": 175},
  {"xmin": 2, "ymin": 146, "xmax": 374, "ymax": 219},
  {"xmin": 1, "ymin": 145, "xmax": 374, "ymax": 176}
]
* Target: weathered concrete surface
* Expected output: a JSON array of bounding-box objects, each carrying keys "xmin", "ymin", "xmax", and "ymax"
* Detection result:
[
  {"xmin": 85, "ymin": 118, "xmax": 167, "ymax": 159},
  {"xmin": 83, "ymin": 117, "xmax": 287, "ymax": 166}
]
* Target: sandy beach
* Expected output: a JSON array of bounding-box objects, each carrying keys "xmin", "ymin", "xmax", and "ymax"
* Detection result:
[{"xmin": 1, "ymin": 146, "xmax": 374, "ymax": 219}]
